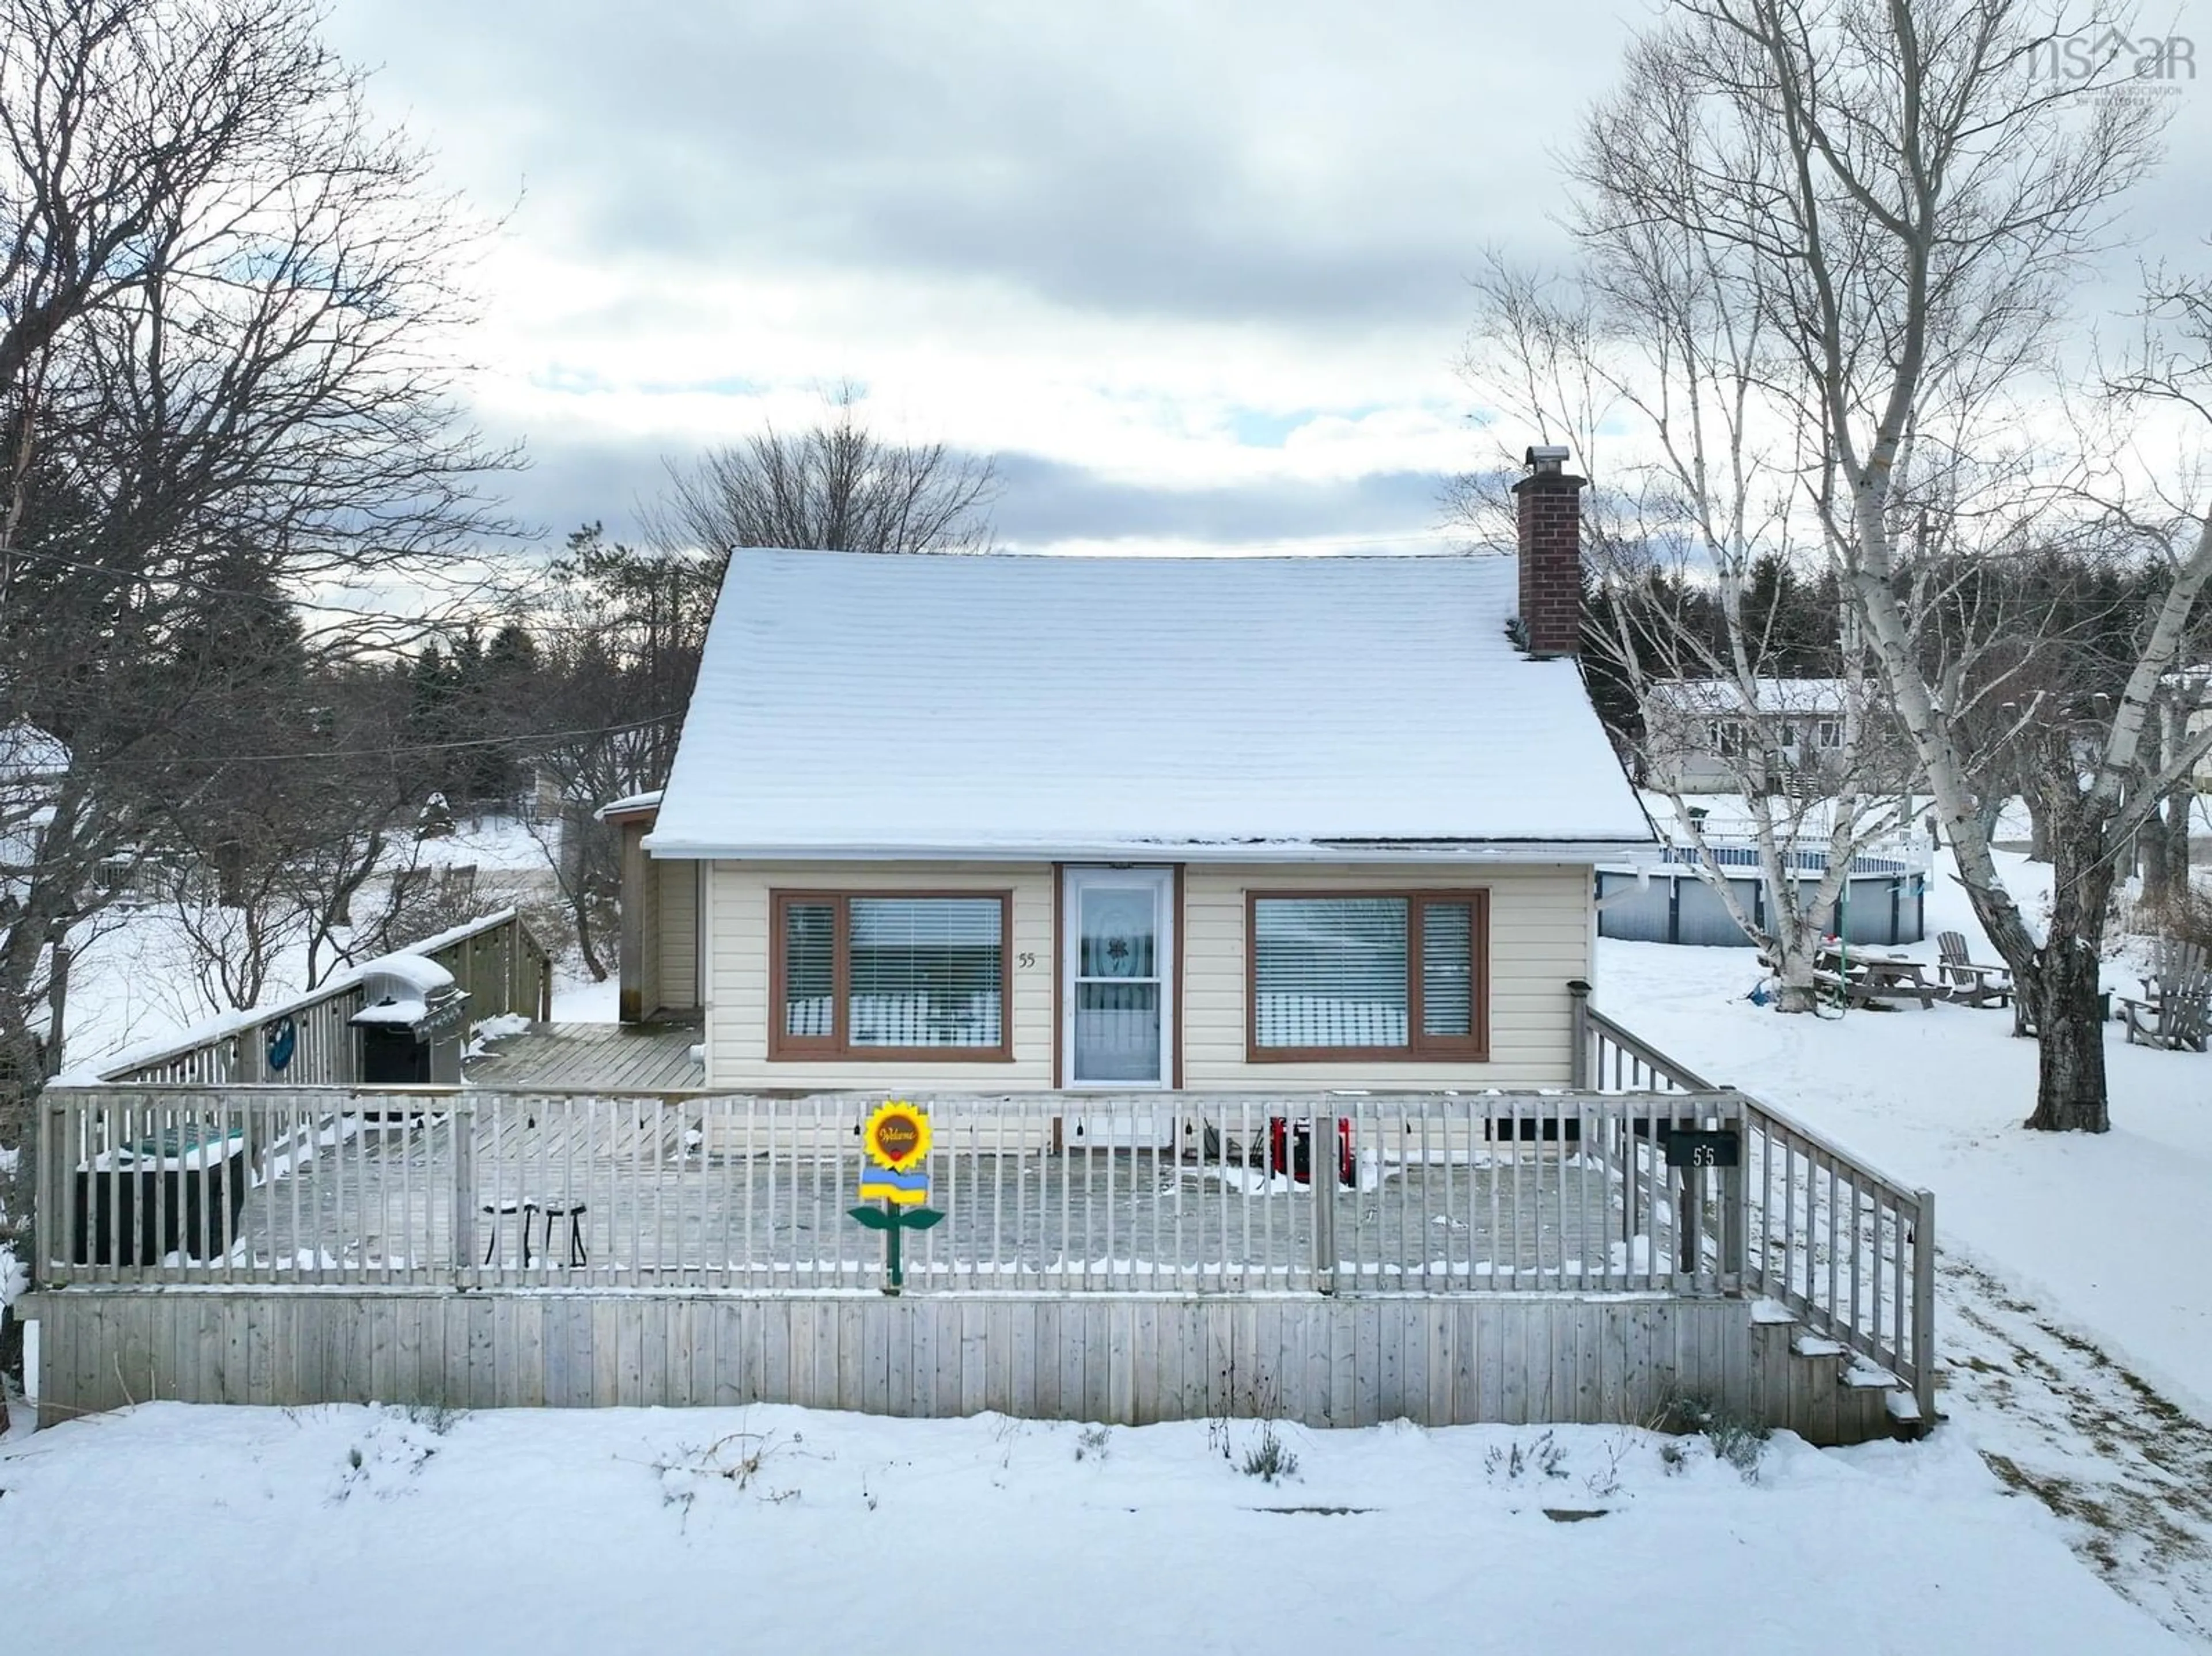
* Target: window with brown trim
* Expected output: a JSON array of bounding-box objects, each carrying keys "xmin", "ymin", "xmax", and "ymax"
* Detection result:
[
  {"xmin": 1245, "ymin": 890, "xmax": 1488, "ymax": 1062},
  {"xmin": 770, "ymin": 891, "xmax": 1014, "ymax": 1061}
]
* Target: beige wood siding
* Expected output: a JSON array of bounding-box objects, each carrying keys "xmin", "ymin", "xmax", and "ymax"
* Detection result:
[
  {"xmin": 1181, "ymin": 862, "xmax": 1592, "ymax": 1089},
  {"xmin": 702, "ymin": 858, "xmax": 1592, "ymax": 1091},
  {"xmin": 704, "ymin": 861, "xmax": 1055, "ymax": 1089},
  {"xmin": 656, "ymin": 858, "xmax": 699, "ymax": 1011}
]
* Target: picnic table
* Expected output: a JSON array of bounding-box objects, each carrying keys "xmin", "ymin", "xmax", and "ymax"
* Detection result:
[{"xmin": 1817, "ymin": 943, "xmax": 1943, "ymax": 1010}]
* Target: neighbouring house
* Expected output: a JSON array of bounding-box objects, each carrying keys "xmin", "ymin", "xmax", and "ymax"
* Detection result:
[
  {"xmin": 1639, "ymin": 676, "xmax": 1905, "ymax": 795},
  {"xmin": 639, "ymin": 448, "xmax": 1657, "ymax": 1094}
]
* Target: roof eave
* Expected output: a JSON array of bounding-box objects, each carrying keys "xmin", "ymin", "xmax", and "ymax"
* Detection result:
[
  {"xmin": 596, "ymin": 789, "xmax": 665, "ymax": 824},
  {"xmin": 639, "ymin": 835, "xmax": 1662, "ymax": 864}
]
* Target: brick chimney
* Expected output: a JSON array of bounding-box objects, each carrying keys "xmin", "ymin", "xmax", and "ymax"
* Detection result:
[{"xmin": 1512, "ymin": 444, "xmax": 1586, "ymax": 657}]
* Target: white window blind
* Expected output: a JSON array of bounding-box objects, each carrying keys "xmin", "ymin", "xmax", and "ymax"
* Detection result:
[
  {"xmin": 778, "ymin": 894, "xmax": 1006, "ymax": 1053},
  {"xmin": 781, "ymin": 901, "xmax": 835, "ymax": 1037},
  {"xmin": 1252, "ymin": 893, "xmax": 1483, "ymax": 1055},
  {"xmin": 1253, "ymin": 897, "xmax": 1408, "ymax": 1048},
  {"xmin": 1421, "ymin": 902, "xmax": 1474, "ymax": 1037},
  {"xmin": 847, "ymin": 896, "xmax": 1003, "ymax": 1048}
]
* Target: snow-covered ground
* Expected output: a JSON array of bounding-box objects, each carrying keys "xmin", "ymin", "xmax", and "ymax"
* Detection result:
[
  {"xmin": 0, "ymin": 1401, "xmax": 2187, "ymax": 1655},
  {"xmin": 551, "ymin": 961, "xmax": 620, "ymax": 1023},
  {"xmin": 1601, "ymin": 846, "xmax": 2212, "ymax": 1638},
  {"xmin": 1601, "ymin": 847, "xmax": 2211, "ymax": 1418},
  {"xmin": 408, "ymin": 810, "xmax": 570, "ymax": 873},
  {"xmin": 55, "ymin": 813, "xmax": 567, "ymax": 1071}
]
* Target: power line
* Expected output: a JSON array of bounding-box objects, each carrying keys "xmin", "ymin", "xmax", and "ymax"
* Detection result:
[
  {"xmin": 0, "ymin": 540, "xmax": 539, "ymax": 630},
  {"xmin": 89, "ymin": 713, "xmax": 677, "ymax": 768}
]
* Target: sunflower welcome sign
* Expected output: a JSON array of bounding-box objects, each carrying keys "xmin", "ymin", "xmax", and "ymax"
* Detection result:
[{"xmin": 849, "ymin": 1100, "xmax": 944, "ymax": 1294}]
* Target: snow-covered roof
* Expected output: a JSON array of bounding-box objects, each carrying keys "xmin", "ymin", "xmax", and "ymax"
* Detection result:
[
  {"xmin": 1644, "ymin": 678, "xmax": 1854, "ymax": 717},
  {"xmin": 596, "ymin": 789, "xmax": 664, "ymax": 821},
  {"xmin": 649, "ymin": 549, "xmax": 1653, "ymax": 860}
]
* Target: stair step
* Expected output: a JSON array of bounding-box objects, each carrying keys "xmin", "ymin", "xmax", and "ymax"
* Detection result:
[
  {"xmin": 1791, "ymin": 1333, "xmax": 1850, "ymax": 1359},
  {"xmin": 1884, "ymin": 1390, "xmax": 1924, "ymax": 1424},
  {"xmin": 1841, "ymin": 1356, "xmax": 1902, "ymax": 1389},
  {"xmin": 1750, "ymin": 1298, "xmax": 1800, "ymax": 1327}
]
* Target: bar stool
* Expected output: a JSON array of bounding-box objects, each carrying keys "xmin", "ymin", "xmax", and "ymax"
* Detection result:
[
  {"xmin": 536, "ymin": 1201, "xmax": 589, "ymax": 1267},
  {"xmin": 480, "ymin": 1199, "xmax": 537, "ymax": 1265}
]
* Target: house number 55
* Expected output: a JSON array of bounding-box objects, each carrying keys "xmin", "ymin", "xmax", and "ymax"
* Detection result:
[{"xmin": 1017, "ymin": 952, "xmax": 1038, "ymax": 968}]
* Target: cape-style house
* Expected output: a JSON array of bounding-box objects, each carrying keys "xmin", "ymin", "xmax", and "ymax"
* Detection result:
[{"xmin": 620, "ymin": 447, "xmax": 1657, "ymax": 1095}]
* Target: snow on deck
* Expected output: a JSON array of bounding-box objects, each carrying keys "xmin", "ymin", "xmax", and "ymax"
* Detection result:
[
  {"xmin": 650, "ymin": 548, "xmax": 1654, "ymax": 857},
  {"xmin": 175, "ymin": 1105, "xmax": 1611, "ymax": 1284}
]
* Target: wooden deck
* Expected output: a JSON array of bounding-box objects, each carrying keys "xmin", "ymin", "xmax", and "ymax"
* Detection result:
[
  {"xmin": 227, "ymin": 1128, "xmax": 1624, "ymax": 1286},
  {"xmin": 29, "ymin": 1019, "xmax": 1934, "ymax": 1443},
  {"xmin": 464, "ymin": 1021, "xmax": 704, "ymax": 1092}
]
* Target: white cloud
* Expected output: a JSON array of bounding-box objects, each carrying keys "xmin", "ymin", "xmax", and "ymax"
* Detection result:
[{"xmin": 327, "ymin": 0, "xmax": 2212, "ymax": 550}]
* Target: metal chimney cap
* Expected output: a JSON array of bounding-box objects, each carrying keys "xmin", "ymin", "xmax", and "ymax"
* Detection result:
[{"xmin": 1525, "ymin": 444, "xmax": 1571, "ymax": 473}]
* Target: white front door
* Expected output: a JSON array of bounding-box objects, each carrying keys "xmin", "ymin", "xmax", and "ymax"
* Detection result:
[{"xmin": 1062, "ymin": 866, "xmax": 1174, "ymax": 1090}]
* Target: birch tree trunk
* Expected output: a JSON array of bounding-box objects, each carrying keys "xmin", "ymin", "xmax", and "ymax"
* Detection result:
[{"xmin": 2139, "ymin": 704, "xmax": 2169, "ymax": 904}]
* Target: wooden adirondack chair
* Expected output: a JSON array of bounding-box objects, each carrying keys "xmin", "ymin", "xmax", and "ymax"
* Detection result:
[
  {"xmin": 1936, "ymin": 930, "xmax": 2012, "ymax": 1009},
  {"xmin": 2140, "ymin": 939, "xmax": 2207, "ymax": 1007},
  {"xmin": 2119, "ymin": 962, "xmax": 2212, "ymax": 1052}
]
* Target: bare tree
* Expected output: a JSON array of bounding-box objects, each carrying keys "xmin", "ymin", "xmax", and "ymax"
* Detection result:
[
  {"xmin": 0, "ymin": 0, "xmax": 511, "ymax": 1318},
  {"xmin": 1455, "ymin": 258, "xmax": 1919, "ymax": 1009},
  {"xmin": 650, "ymin": 385, "xmax": 998, "ymax": 558},
  {"xmin": 483, "ymin": 526, "xmax": 709, "ymax": 977},
  {"xmin": 517, "ymin": 723, "xmax": 655, "ymax": 983},
  {"xmin": 1566, "ymin": 0, "xmax": 2206, "ymax": 1130}
]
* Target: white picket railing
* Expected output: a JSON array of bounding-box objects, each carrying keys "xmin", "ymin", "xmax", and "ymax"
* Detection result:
[
  {"xmin": 42, "ymin": 1086, "xmax": 1753, "ymax": 1300},
  {"xmin": 1740, "ymin": 1097, "xmax": 1934, "ymax": 1417}
]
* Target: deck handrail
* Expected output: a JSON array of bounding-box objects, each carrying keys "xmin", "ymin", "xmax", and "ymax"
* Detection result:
[
  {"xmin": 85, "ymin": 910, "xmax": 554, "ymax": 1087},
  {"xmin": 1572, "ymin": 986, "xmax": 1717, "ymax": 1092},
  {"xmin": 41, "ymin": 1085, "xmax": 1753, "ymax": 1302},
  {"xmin": 1575, "ymin": 984, "xmax": 1934, "ymax": 1423},
  {"xmin": 1738, "ymin": 1097, "xmax": 1936, "ymax": 1422}
]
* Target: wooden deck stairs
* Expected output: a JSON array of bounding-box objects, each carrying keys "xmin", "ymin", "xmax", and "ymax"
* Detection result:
[{"xmin": 1750, "ymin": 1297, "xmax": 1926, "ymax": 1441}]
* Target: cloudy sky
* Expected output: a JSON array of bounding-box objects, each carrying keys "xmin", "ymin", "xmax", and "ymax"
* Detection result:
[{"xmin": 323, "ymin": 0, "xmax": 2212, "ymax": 557}]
